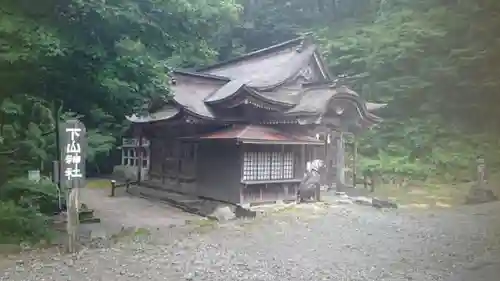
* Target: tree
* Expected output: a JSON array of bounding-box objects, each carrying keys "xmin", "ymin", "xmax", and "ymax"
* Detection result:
[
  {"xmin": 222, "ymin": 0, "xmax": 500, "ymax": 180},
  {"xmin": 0, "ymin": 0, "xmax": 240, "ymax": 182}
]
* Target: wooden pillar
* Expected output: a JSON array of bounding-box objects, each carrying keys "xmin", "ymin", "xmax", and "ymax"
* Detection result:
[
  {"xmin": 322, "ymin": 133, "xmax": 328, "ymax": 187},
  {"xmin": 175, "ymin": 139, "xmax": 181, "ymax": 185},
  {"xmin": 335, "ymin": 131, "xmax": 345, "ymax": 191},
  {"xmin": 193, "ymin": 142, "xmax": 198, "ymax": 179},
  {"xmin": 300, "ymin": 144, "xmax": 305, "ymax": 176},
  {"xmin": 136, "ymin": 128, "xmax": 143, "ymax": 183},
  {"xmin": 353, "ymin": 135, "xmax": 358, "ymax": 188},
  {"xmin": 161, "ymin": 141, "xmax": 166, "ymax": 184}
]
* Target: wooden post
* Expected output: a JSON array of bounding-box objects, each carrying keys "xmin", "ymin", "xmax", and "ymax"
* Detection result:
[
  {"xmin": 370, "ymin": 174, "xmax": 376, "ymax": 192},
  {"xmin": 136, "ymin": 132, "xmax": 143, "ymax": 183},
  {"xmin": 161, "ymin": 139, "xmax": 166, "ymax": 184},
  {"xmin": 60, "ymin": 119, "xmax": 86, "ymax": 253},
  {"xmin": 352, "ymin": 136, "xmax": 358, "ymax": 188},
  {"xmin": 67, "ymin": 185, "xmax": 79, "ymax": 253},
  {"xmin": 336, "ymin": 131, "xmax": 345, "ymax": 191},
  {"xmin": 110, "ymin": 180, "xmax": 116, "ymax": 197},
  {"xmin": 193, "ymin": 142, "xmax": 198, "ymax": 179},
  {"xmin": 300, "ymin": 144, "xmax": 305, "ymax": 177},
  {"xmin": 176, "ymin": 140, "xmax": 182, "ymax": 186},
  {"xmin": 323, "ymin": 133, "xmax": 330, "ymax": 187}
]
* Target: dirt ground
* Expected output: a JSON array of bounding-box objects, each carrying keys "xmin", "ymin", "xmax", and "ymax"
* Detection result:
[
  {"xmin": 2, "ymin": 180, "xmax": 500, "ymax": 280},
  {"xmin": 79, "ymin": 185, "xmax": 198, "ymax": 232}
]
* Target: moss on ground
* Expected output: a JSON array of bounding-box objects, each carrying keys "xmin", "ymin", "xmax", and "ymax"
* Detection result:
[
  {"xmin": 86, "ymin": 179, "xmax": 112, "ymax": 189},
  {"xmin": 185, "ymin": 218, "xmax": 218, "ymax": 234},
  {"xmin": 371, "ymin": 179, "xmax": 500, "ymax": 208}
]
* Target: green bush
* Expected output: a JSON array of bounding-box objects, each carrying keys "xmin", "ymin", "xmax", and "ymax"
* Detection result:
[
  {"xmin": 0, "ymin": 177, "xmax": 61, "ymax": 215},
  {"xmin": 0, "ymin": 200, "xmax": 52, "ymax": 244}
]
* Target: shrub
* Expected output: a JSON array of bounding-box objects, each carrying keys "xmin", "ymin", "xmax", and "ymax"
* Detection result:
[
  {"xmin": 0, "ymin": 177, "xmax": 61, "ymax": 215},
  {"xmin": 0, "ymin": 200, "xmax": 52, "ymax": 244}
]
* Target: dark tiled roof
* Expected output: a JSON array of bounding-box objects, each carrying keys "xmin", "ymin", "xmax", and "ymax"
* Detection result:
[
  {"xmin": 197, "ymin": 36, "xmax": 308, "ymax": 72},
  {"xmin": 184, "ymin": 124, "xmax": 323, "ymax": 145},
  {"xmin": 170, "ymin": 73, "xmax": 225, "ymax": 119},
  {"xmin": 128, "ymin": 35, "xmax": 386, "ymax": 124},
  {"xmin": 257, "ymin": 86, "xmax": 303, "ymax": 105},
  {"xmin": 285, "ymin": 87, "xmax": 337, "ymax": 115},
  {"xmin": 204, "ymin": 79, "xmax": 246, "ymax": 103},
  {"xmin": 286, "ymin": 85, "xmax": 384, "ymax": 124},
  {"xmin": 126, "ymin": 105, "xmax": 179, "ymax": 123},
  {"xmin": 202, "ymin": 46, "xmax": 316, "ymax": 90}
]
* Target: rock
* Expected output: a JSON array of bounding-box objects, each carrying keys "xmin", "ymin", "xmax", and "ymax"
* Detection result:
[
  {"xmin": 465, "ymin": 184, "xmax": 498, "ymax": 205},
  {"xmin": 234, "ymin": 205, "xmax": 257, "ymax": 219},
  {"xmin": 372, "ymin": 198, "xmax": 398, "ymax": 209},
  {"xmin": 334, "ymin": 198, "xmax": 354, "ymax": 205},
  {"xmin": 351, "ymin": 196, "xmax": 373, "ymax": 206},
  {"xmin": 210, "ymin": 206, "xmax": 236, "ymax": 221}
]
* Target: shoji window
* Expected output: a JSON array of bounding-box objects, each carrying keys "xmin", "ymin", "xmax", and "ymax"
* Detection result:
[{"xmin": 242, "ymin": 149, "xmax": 295, "ymax": 181}]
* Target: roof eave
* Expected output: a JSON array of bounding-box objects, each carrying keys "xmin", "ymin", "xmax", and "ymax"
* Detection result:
[
  {"xmin": 313, "ymin": 50, "xmax": 333, "ymax": 81},
  {"xmin": 173, "ymin": 70, "xmax": 230, "ymax": 81},
  {"xmin": 237, "ymin": 138, "xmax": 323, "ymax": 146}
]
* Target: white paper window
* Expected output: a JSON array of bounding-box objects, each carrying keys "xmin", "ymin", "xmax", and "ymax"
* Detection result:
[{"xmin": 243, "ymin": 150, "xmax": 294, "ymax": 181}]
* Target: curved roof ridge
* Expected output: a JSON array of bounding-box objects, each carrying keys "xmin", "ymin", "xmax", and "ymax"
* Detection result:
[
  {"xmin": 246, "ymin": 45, "xmax": 316, "ymax": 90},
  {"xmin": 196, "ymin": 33, "xmax": 312, "ymax": 72}
]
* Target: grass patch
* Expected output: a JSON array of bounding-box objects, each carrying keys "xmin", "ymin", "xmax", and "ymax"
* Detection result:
[
  {"xmin": 185, "ymin": 218, "xmax": 218, "ymax": 234},
  {"xmin": 372, "ymin": 181, "xmax": 473, "ymax": 207},
  {"xmin": 271, "ymin": 204, "xmax": 301, "ymax": 214},
  {"xmin": 109, "ymin": 226, "xmax": 151, "ymax": 242},
  {"xmin": 371, "ymin": 172, "xmax": 500, "ymax": 208},
  {"xmin": 86, "ymin": 179, "xmax": 112, "ymax": 189},
  {"xmin": 133, "ymin": 227, "xmax": 151, "ymax": 237}
]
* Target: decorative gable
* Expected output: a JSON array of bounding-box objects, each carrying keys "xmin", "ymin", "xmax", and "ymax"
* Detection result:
[{"xmin": 293, "ymin": 59, "xmax": 325, "ymax": 84}]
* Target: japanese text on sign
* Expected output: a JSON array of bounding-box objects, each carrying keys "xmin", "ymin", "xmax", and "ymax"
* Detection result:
[{"xmin": 64, "ymin": 127, "xmax": 83, "ymax": 180}]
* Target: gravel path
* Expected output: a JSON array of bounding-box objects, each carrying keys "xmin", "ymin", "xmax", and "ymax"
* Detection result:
[{"xmin": 2, "ymin": 202, "xmax": 500, "ymax": 281}]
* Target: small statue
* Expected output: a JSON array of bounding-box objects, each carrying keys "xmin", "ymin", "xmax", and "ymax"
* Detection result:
[
  {"xmin": 297, "ymin": 160, "xmax": 324, "ymax": 203},
  {"xmin": 476, "ymin": 156, "xmax": 486, "ymax": 184}
]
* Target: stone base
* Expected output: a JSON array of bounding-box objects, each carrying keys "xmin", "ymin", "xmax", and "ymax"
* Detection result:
[{"xmin": 465, "ymin": 184, "xmax": 498, "ymax": 205}]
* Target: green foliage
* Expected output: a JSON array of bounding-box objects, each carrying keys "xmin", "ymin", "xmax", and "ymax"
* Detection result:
[
  {"xmin": 322, "ymin": 0, "xmax": 500, "ymax": 179},
  {"xmin": 2, "ymin": 0, "xmax": 500, "ymax": 190},
  {"xmin": 0, "ymin": 201, "xmax": 52, "ymax": 244},
  {"xmin": 0, "ymin": 178, "xmax": 58, "ymax": 244},
  {"xmin": 0, "ymin": 0, "xmax": 240, "ymax": 182},
  {"xmin": 224, "ymin": 0, "xmax": 500, "ymax": 181},
  {"xmin": 0, "ymin": 178, "xmax": 60, "ymax": 215}
]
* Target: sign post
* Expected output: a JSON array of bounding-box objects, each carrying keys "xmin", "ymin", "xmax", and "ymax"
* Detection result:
[{"xmin": 59, "ymin": 119, "xmax": 86, "ymax": 253}]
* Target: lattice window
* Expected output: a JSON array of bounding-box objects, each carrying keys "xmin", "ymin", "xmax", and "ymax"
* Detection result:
[
  {"xmin": 283, "ymin": 152, "xmax": 294, "ymax": 179},
  {"xmin": 270, "ymin": 152, "xmax": 283, "ymax": 180},
  {"xmin": 243, "ymin": 150, "xmax": 294, "ymax": 181},
  {"xmin": 243, "ymin": 152, "xmax": 257, "ymax": 180},
  {"xmin": 121, "ymin": 148, "xmax": 149, "ymax": 168}
]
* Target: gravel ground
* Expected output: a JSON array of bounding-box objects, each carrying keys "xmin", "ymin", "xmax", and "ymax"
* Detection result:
[{"xmin": 2, "ymin": 202, "xmax": 500, "ymax": 281}]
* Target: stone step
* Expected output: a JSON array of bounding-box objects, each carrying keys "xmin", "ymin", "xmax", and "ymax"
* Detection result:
[{"xmin": 131, "ymin": 184, "xmax": 256, "ymax": 221}]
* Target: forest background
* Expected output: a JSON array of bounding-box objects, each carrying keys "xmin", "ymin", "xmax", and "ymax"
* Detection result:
[{"xmin": 1, "ymin": 0, "xmax": 500, "ymax": 241}]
